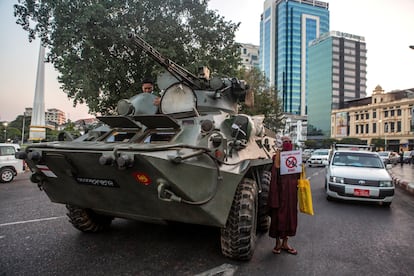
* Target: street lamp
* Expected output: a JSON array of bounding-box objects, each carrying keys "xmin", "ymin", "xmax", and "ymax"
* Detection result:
[
  {"xmin": 21, "ymin": 114, "xmax": 25, "ymax": 145},
  {"xmin": 3, "ymin": 122, "xmax": 7, "ymax": 142}
]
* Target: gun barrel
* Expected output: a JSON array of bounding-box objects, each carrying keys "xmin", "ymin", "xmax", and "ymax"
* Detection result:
[{"xmin": 128, "ymin": 33, "xmax": 200, "ymax": 89}]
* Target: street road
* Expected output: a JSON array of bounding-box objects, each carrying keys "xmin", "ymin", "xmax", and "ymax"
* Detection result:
[{"xmin": 1, "ymin": 169, "xmax": 413, "ymax": 275}]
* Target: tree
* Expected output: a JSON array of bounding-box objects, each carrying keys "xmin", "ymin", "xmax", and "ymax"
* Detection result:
[
  {"xmin": 8, "ymin": 115, "xmax": 30, "ymax": 143},
  {"xmin": 371, "ymin": 138, "xmax": 385, "ymax": 151},
  {"xmin": 14, "ymin": 0, "xmax": 241, "ymax": 115},
  {"xmin": 339, "ymin": 137, "xmax": 367, "ymax": 145},
  {"xmin": 238, "ymin": 67, "xmax": 284, "ymax": 133}
]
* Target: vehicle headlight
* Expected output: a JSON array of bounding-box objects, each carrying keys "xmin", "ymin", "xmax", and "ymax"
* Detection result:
[
  {"xmin": 330, "ymin": 176, "xmax": 345, "ymax": 184},
  {"xmin": 379, "ymin": 181, "xmax": 393, "ymax": 187}
]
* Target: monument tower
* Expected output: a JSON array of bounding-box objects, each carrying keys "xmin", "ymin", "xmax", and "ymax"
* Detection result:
[{"xmin": 29, "ymin": 44, "xmax": 46, "ymax": 141}]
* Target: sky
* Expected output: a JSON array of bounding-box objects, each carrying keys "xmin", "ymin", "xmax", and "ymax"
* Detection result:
[{"xmin": 1, "ymin": 0, "xmax": 414, "ymax": 122}]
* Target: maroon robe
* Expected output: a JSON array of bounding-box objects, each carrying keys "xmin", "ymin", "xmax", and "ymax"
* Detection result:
[{"xmin": 268, "ymin": 153, "xmax": 300, "ymax": 239}]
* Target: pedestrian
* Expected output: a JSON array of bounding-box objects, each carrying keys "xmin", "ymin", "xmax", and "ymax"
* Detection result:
[
  {"xmin": 399, "ymin": 149, "xmax": 404, "ymax": 167},
  {"xmin": 268, "ymin": 136, "xmax": 299, "ymax": 255},
  {"xmin": 140, "ymin": 78, "xmax": 160, "ymax": 106},
  {"xmin": 410, "ymin": 149, "xmax": 414, "ymax": 165}
]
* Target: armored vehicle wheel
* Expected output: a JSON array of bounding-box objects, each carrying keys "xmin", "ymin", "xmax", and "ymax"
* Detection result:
[
  {"xmin": 66, "ymin": 205, "xmax": 114, "ymax": 232},
  {"xmin": 257, "ymin": 171, "xmax": 271, "ymax": 232},
  {"xmin": 0, "ymin": 168, "xmax": 15, "ymax": 183},
  {"xmin": 221, "ymin": 178, "xmax": 258, "ymax": 261}
]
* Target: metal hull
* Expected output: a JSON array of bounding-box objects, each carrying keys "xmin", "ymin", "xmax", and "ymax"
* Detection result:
[{"xmin": 26, "ymin": 142, "xmax": 267, "ymax": 227}]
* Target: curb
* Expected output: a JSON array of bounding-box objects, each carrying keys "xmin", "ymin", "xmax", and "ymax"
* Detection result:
[{"xmin": 388, "ymin": 171, "xmax": 414, "ymax": 197}]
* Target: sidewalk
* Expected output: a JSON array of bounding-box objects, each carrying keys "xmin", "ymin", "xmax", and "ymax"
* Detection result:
[{"xmin": 388, "ymin": 164, "xmax": 414, "ymax": 196}]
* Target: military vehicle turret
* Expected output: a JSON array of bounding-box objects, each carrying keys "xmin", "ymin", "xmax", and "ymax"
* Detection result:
[{"xmin": 17, "ymin": 33, "xmax": 277, "ymax": 260}]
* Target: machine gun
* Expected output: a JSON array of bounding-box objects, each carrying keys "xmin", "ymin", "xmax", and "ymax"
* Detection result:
[
  {"xmin": 128, "ymin": 33, "xmax": 204, "ymax": 89},
  {"xmin": 127, "ymin": 32, "xmax": 248, "ymax": 113}
]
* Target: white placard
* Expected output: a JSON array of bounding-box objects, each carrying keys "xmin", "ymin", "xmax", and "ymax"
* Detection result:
[{"xmin": 280, "ymin": 150, "xmax": 302, "ymax": 175}]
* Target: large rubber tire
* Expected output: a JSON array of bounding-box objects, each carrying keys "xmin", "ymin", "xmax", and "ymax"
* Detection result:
[
  {"xmin": 221, "ymin": 178, "xmax": 258, "ymax": 261},
  {"xmin": 0, "ymin": 168, "xmax": 15, "ymax": 183},
  {"xmin": 257, "ymin": 171, "xmax": 271, "ymax": 232},
  {"xmin": 66, "ymin": 204, "xmax": 114, "ymax": 233}
]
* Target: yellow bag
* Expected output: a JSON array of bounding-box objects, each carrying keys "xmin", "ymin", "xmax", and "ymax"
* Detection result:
[{"xmin": 298, "ymin": 164, "xmax": 314, "ymax": 215}]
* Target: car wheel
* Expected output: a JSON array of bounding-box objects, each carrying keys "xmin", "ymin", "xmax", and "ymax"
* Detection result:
[
  {"xmin": 257, "ymin": 171, "xmax": 270, "ymax": 232},
  {"xmin": 381, "ymin": 202, "xmax": 391, "ymax": 207},
  {"xmin": 221, "ymin": 178, "xmax": 257, "ymax": 261},
  {"xmin": 66, "ymin": 204, "xmax": 114, "ymax": 232},
  {"xmin": 0, "ymin": 168, "xmax": 15, "ymax": 183}
]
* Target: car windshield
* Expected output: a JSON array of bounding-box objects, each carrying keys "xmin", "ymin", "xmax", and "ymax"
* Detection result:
[
  {"xmin": 332, "ymin": 152, "xmax": 384, "ymax": 168},
  {"xmin": 313, "ymin": 150, "xmax": 329, "ymax": 155}
]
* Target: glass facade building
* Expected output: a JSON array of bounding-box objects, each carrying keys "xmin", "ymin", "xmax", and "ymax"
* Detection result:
[
  {"xmin": 307, "ymin": 31, "xmax": 367, "ymax": 136},
  {"xmin": 260, "ymin": 0, "xmax": 329, "ymax": 115}
]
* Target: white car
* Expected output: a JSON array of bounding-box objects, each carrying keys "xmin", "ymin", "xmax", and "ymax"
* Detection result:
[
  {"xmin": 307, "ymin": 149, "xmax": 331, "ymax": 167},
  {"xmin": 0, "ymin": 143, "xmax": 25, "ymax": 183},
  {"xmin": 325, "ymin": 147, "xmax": 394, "ymax": 206}
]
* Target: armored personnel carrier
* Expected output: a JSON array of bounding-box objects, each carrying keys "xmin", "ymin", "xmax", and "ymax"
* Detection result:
[{"xmin": 17, "ymin": 33, "xmax": 277, "ymax": 260}]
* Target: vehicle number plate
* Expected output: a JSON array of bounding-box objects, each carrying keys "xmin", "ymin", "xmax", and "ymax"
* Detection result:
[{"xmin": 354, "ymin": 189, "xmax": 370, "ymax": 197}]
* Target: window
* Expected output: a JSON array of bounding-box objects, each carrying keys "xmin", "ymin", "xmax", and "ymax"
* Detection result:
[
  {"xmin": 105, "ymin": 131, "xmax": 137, "ymax": 142},
  {"xmin": 366, "ymin": 113, "xmax": 369, "ymax": 119},
  {"xmin": 397, "ymin": 121, "xmax": 401, "ymax": 132},
  {"xmin": 397, "ymin": 109, "xmax": 401, "ymax": 116},
  {"xmin": 373, "ymin": 111, "xmax": 376, "ymax": 118},
  {"xmin": 391, "ymin": 110, "xmax": 395, "ymax": 116},
  {"xmin": 384, "ymin": 110, "xmax": 388, "ymax": 117},
  {"xmin": 373, "ymin": 122, "xmax": 377, "ymax": 133},
  {"xmin": 0, "ymin": 146, "xmax": 16, "ymax": 156}
]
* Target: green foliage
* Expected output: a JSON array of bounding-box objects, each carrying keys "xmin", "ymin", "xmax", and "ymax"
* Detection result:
[
  {"xmin": 371, "ymin": 138, "xmax": 385, "ymax": 150},
  {"xmin": 45, "ymin": 128, "xmax": 59, "ymax": 141},
  {"xmin": 303, "ymin": 140, "xmax": 317, "ymax": 149},
  {"xmin": 339, "ymin": 137, "xmax": 367, "ymax": 145},
  {"xmin": 8, "ymin": 115, "xmax": 30, "ymax": 142},
  {"xmin": 320, "ymin": 138, "xmax": 338, "ymax": 149},
  {"xmin": 305, "ymin": 138, "xmax": 338, "ymax": 149},
  {"xmin": 14, "ymin": 0, "xmax": 241, "ymax": 114},
  {"xmin": 238, "ymin": 67, "xmax": 284, "ymax": 133}
]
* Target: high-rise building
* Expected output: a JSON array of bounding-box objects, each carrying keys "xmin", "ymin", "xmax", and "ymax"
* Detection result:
[
  {"xmin": 260, "ymin": 0, "xmax": 329, "ymax": 115},
  {"xmin": 25, "ymin": 107, "xmax": 67, "ymax": 126},
  {"xmin": 239, "ymin": 43, "xmax": 260, "ymax": 70},
  {"xmin": 307, "ymin": 31, "xmax": 367, "ymax": 136},
  {"xmin": 46, "ymin": 108, "xmax": 66, "ymax": 125}
]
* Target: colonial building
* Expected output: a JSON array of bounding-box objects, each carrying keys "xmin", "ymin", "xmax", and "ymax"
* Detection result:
[{"xmin": 331, "ymin": 85, "xmax": 414, "ymax": 151}]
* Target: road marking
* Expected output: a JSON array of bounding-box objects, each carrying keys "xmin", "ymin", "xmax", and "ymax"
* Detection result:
[
  {"xmin": 195, "ymin": 263, "xmax": 238, "ymax": 276},
  {"xmin": 0, "ymin": 216, "xmax": 66, "ymax": 227}
]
